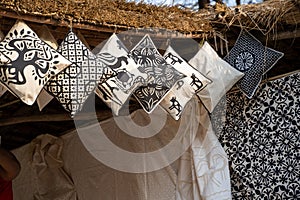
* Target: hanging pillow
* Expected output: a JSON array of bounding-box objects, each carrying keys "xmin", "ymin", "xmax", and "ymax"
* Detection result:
[
  {"xmin": 160, "ymin": 45, "xmax": 212, "ymax": 120},
  {"xmin": 189, "ymin": 41, "xmax": 244, "ymax": 113},
  {"xmin": 224, "ymin": 30, "xmax": 284, "ymax": 98},
  {"xmin": 0, "ymin": 21, "xmax": 71, "ymax": 105},
  {"xmin": 130, "ymin": 34, "xmax": 185, "ymax": 113},
  {"xmin": 45, "ymin": 30, "xmax": 116, "ymax": 117},
  {"xmin": 94, "ymin": 33, "xmax": 151, "ymax": 115}
]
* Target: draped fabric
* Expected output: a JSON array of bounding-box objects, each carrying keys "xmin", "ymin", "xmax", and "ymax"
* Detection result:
[
  {"xmin": 12, "ymin": 134, "xmax": 77, "ymax": 200},
  {"xmin": 12, "ymin": 97, "xmax": 232, "ymax": 200},
  {"xmin": 213, "ymin": 71, "xmax": 300, "ymax": 199}
]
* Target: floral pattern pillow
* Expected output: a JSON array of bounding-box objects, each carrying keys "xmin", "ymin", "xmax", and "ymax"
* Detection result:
[
  {"xmin": 224, "ymin": 30, "xmax": 284, "ymax": 98},
  {"xmin": 130, "ymin": 34, "xmax": 185, "ymax": 113}
]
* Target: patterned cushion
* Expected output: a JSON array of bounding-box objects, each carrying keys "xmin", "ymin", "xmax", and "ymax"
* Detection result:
[
  {"xmin": 0, "ymin": 21, "xmax": 71, "ymax": 105},
  {"xmin": 130, "ymin": 34, "xmax": 185, "ymax": 113},
  {"xmin": 94, "ymin": 33, "xmax": 150, "ymax": 115},
  {"xmin": 45, "ymin": 30, "xmax": 116, "ymax": 117},
  {"xmin": 224, "ymin": 30, "xmax": 284, "ymax": 98},
  {"xmin": 160, "ymin": 46, "xmax": 211, "ymax": 120},
  {"xmin": 189, "ymin": 41, "xmax": 244, "ymax": 113}
]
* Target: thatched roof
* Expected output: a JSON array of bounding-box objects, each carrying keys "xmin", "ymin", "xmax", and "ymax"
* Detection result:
[
  {"xmin": 0, "ymin": 0, "xmax": 299, "ymax": 150},
  {"xmin": 0, "ymin": 0, "xmax": 299, "ymax": 37}
]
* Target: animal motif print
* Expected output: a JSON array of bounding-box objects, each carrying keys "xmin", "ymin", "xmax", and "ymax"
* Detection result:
[
  {"xmin": 169, "ymin": 96, "xmax": 182, "ymax": 116},
  {"xmin": 190, "ymin": 73, "xmax": 203, "ymax": 92},
  {"xmin": 164, "ymin": 52, "xmax": 183, "ymax": 65}
]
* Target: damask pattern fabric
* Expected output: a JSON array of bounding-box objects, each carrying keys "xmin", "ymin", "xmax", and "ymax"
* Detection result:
[
  {"xmin": 0, "ymin": 21, "xmax": 72, "ymax": 105},
  {"xmin": 45, "ymin": 31, "xmax": 116, "ymax": 117},
  {"xmin": 224, "ymin": 30, "xmax": 284, "ymax": 98},
  {"xmin": 130, "ymin": 34, "xmax": 185, "ymax": 113},
  {"xmin": 95, "ymin": 33, "xmax": 150, "ymax": 115},
  {"xmin": 213, "ymin": 72, "xmax": 300, "ymax": 199},
  {"xmin": 189, "ymin": 41, "xmax": 244, "ymax": 113},
  {"xmin": 161, "ymin": 46, "xmax": 211, "ymax": 120}
]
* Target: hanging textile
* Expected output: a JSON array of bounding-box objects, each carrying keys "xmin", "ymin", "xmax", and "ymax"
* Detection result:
[{"xmin": 213, "ymin": 71, "xmax": 300, "ymax": 199}]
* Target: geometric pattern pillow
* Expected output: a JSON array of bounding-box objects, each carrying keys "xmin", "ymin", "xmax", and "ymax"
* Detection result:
[
  {"xmin": 189, "ymin": 41, "xmax": 244, "ymax": 113},
  {"xmin": 94, "ymin": 33, "xmax": 150, "ymax": 115},
  {"xmin": 0, "ymin": 21, "xmax": 71, "ymax": 105},
  {"xmin": 160, "ymin": 45, "xmax": 212, "ymax": 120},
  {"xmin": 224, "ymin": 30, "xmax": 284, "ymax": 98},
  {"xmin": 45, "ymin": 30, "xmax": 116, "ymax": 117},
  {"xmin": 130, "ymin": 34, "xmax": 185, "ymax": 113}
]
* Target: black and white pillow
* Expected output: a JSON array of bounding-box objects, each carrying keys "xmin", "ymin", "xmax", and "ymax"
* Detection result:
[
  {"xmin": 94, "ymin": 33, "xmax": 150, "ymax": 115},
  {"xmin": 130, "ymin": 34, "xmax": 185, "ymax": 113},
  {"xmin": 45, "ymin": 30, "xmax": 116, "ymax": 117},
  {"xmin": 0, "ymin": 21, "xmax": 72, "ymax": 105},
  {"xmin": 224, "ymin": 30, "xmax": 284, "ymax": 98},
  {"xmin": 189, "ymin": 42, "xmax": 244, "ymax": 113},
  {"xmin": 160, "ymin": 46, "xmax": 211, "ymax": 120}
]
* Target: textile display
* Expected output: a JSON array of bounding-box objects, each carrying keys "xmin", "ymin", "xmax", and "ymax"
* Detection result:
[
  {"xmin": 176, "ymin": 104, "xmax": 232, "ymax": 200},
  {"xmin": 224, "ymin": 30, "xmax": 284, "ymax": 98},
  {"xmin": 131, "ymin": 34, "xmax": 185, "ymax": 113},
  {"xmin": 12, "ymin": 97, "xmax": 232, "ymax": 200},
  {"xmin": 0, "ymin": 21, "xmax": 72, "ymax": 105},
  {"xmin": 12, "ymin": 134, "xmax": 77, "ymax": 200},
  {"xmin": 94, "ymin": 33, "xmax": 150, "ymax": 115},
  {"xmin": 45, "ymin": 31, "xmax": 116, "ymax": 117},
  {"xmin": 161, "ymin": 45, "xmax": 212, "ymax": 120},
  {"xmin": 213, "ymin": 71, "xmax": 300, "ymax": 199},
  {"xmin": 189, "ymin": 42, "xmax": 244, "ymax": 113}
]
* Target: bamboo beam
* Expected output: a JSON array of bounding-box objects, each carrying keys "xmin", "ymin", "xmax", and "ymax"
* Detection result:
[{"xmin": 272, "ymin": 29, "xmax": 300, "ymax": 40}]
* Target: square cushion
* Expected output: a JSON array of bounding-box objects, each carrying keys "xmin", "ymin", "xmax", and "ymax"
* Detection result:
[
  {"xmin": 160, "ymin": 45, "xmax": 212, "ymax": 120},
  {"xmin": 130, "ymin": 34, "xmax": 185, "ymax": 113},
  {"xmin": 0, "ymin": 21, "xmax": 71, "ymax": 105},
  {"xmin": 94, "ymin": 33, "xmax": 150, "ymax": 115},
  {"xmin": 224, "ymin": 30, "xmax": 284, "ymax": 98},
  {"xmin": 189, "ymin": 41, "xmax": 244, "ymax": 113},
  {"xmin": 45, "ymin": 30, "xmax": 116, "ymax": 117}
]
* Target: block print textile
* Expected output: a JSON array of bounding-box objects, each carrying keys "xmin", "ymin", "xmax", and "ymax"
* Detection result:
[{"xmin": 213, "ymin": 72, "xmax": 300, "ymax": 199}]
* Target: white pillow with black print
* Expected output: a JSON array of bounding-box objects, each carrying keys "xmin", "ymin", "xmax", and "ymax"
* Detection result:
[
  {"xmin": 224, "ymin": 30, "xmax": 284, "ymax": 98},
  {"xmin": 45, "ymin": 30, "xmax": 116, "ymax": 117},
  {"xmin": 0, "ymin": 21, "xmax": 71, "ymax": 105},
  {"xmin": 94, "ymin": 33, "xmax": 151, "ymax": 115},
  {"xmin": 130, "ymin": 34, "xmax": 186, "ymax": 114},
  {"xmin": 160, "ymin": 46, "xmax": 211, "ymax": 120},
  {"xmin": 189, "ymin": 41, "xmax": 244, "ymax": 113}
]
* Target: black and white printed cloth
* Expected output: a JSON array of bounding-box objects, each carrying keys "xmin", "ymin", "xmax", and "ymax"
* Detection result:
[
  {"xmin": 130, "ymin": 34, "xmax": 185, "ymax": 113},
  {"xmin": 224, "ymin": 30, "xmax": 284, "ymax": 98},
  {"xmin": 0, "ymin": 21, "xmax": 71, "ymax": 105},
  {"xmin": 94, "ymin": 33, "xmax": 150, "ymax": 115},
  {"xmin": 189, "ymin": 41, "xmax": 244, "ymax": 113},
  {"xmin": 161, "ymin": 45, "xmax": 211, "ymax": 120},
  {"xmin": 45, "ymin": 30, "xmax": 116, "ymax": 117},
  {"xmin": 212, "ymin": 72, "xmax": 300, "ymax": 199}
]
